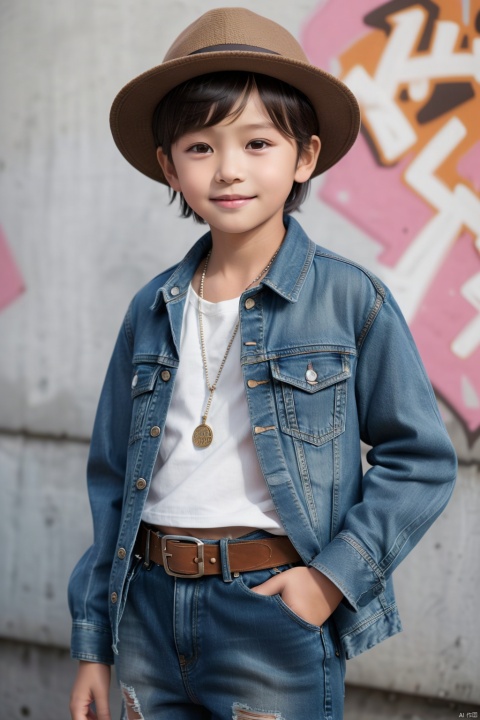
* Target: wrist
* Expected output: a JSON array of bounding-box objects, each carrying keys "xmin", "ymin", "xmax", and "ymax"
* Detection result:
[{"xmin": 308, "ymin": 567, "xmax": 343, "ymax": 612}]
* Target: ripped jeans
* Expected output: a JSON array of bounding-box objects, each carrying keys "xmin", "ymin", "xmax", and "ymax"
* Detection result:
[{"xmin": 115, "ymin": 533, "xmax": 346, "ymax": 720}]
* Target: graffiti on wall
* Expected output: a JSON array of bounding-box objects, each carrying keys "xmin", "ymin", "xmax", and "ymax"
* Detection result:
[
  {"xmin": 0, "ymin": 224, "xmax": 24, "ymax": 311},
  {"xmin": 303, "ymin": 0, "xmax": 480, "ymax": 436}
]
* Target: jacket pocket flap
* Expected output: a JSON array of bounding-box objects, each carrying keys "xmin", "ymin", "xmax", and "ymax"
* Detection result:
[
  {"xmin": 270, "ymin": 353, "xmax": 351, "ymax": 393},
  {"xmin": 131, "ymin": 364, "xmax": 161, "ymax": 398}
]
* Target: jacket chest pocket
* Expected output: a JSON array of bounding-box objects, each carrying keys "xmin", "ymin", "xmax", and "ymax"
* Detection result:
[
  {"xmin": 270, "ymin": 353, "xmax": 351, "ymax": 446},
  {"xmin": 129, "ymin": 364, "xmax": 161, "ymax": 444}
]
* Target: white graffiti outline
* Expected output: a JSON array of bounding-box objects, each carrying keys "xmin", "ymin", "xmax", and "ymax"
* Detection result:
[{"xmin": 451, "ymin": 273, "xmax": 480, "ymax": 358}]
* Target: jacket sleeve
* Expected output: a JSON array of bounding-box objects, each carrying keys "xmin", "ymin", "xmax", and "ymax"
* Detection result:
[
  {"xmin": 310, "ymin": 289, "xmax": 457, "ymax": 611},
  {"xmin": 68, "ymin": 309, "xmax": 134, "ymax": 663}
]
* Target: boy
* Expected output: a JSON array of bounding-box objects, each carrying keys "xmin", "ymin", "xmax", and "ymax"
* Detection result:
[{"xmin": 69, "ymin": 8, "xmax": 457, "ymax": 720}]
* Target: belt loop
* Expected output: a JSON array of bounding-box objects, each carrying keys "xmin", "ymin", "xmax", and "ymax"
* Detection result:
[{"xmin": 220, "ymin": 538, "xmax": 233, "ymax": 582}]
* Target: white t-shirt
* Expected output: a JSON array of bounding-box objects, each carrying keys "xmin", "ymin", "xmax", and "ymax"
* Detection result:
[{"xmin": 142, "ymin": 284, "xmax": 284, "ymax": 534}]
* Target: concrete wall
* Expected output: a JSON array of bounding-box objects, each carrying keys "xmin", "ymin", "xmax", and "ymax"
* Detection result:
[{"xmin": 1, "ymin": 0, "xmax": 479, "ymax": 716}]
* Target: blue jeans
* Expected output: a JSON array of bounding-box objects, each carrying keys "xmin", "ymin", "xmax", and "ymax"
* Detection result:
[{"xmin": 115, "ymin": 532, "xmax": 346, "ymax": 720}]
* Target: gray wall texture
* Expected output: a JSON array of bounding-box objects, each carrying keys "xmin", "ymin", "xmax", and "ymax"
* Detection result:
[{"xmin": 0, "ymin": 0, "xmax": 479, "ymax": 717}]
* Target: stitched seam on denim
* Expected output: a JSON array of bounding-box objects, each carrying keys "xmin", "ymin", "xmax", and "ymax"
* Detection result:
[
  {"xmin": 338, "ymin": 533, "xmax": 383, "ymax": 579},
  {"xmin": 312, "ymin": 251, "xmax": 387, "ymax": 355},
  {"xmin": 242, "ymin": 346, "xmax": 356, "ymax": 365},
  {"xmin": 72, "ymin": 651, "xmax": 114, "ymax": 664},
  {"xmin": 280, "ymin": 424, "xmax": 345, "ymax": 446},
  {"xmin": 72, "ymin": 621, "xmax": 112, "ymax": 634},
  {"xmin": 149, "ymin": 264, "xmax": 184, "ymax": 311},
  {"xmin": 262, "ymin": 238, "xmax": 315, "ymax": 301},
  {"xmin": 292, "ymin": 238, "xmax": 316, "ymax": 299},
  {"xmin": 132, "ymin": 353, "xmax": 179, "ymax": 367},
  {"xmin": 357, "ymin": 290, "xmax": 384, "ymax": 352},
  {"xmin": 274, "ymin": 595, "xmax": 322, "ymax": 633},
  {"xmin": 338, "ymin": 602, "xmax": 398, "ymax": 638},
  {"xmin": 129, "ymin": 370, "xmax": 164, "ymax": 445},
  {"xmin": 77, "ymin": 545, "xmax": 102, "ymax": 623},
  {"xmin": 124, "ymin": 306, "xmax": 134, "ymax": 349},
  {"xmin": 272, "ymin": 367, "xmax": 350, "ymax": 392},
  {"xmin": 293, "ymin": 436, "xmax": 319, "ymax": 531},
  {"xmin": 314, "ymin": 250, "xmax": 386, "ymax": 297},
  {"xmin": 131, "ymin": 365, "xmax": 161, "ymax": 397},
  {"xmin": 331, "ymin": 436, "xmax": 341, "ymax": 539}
]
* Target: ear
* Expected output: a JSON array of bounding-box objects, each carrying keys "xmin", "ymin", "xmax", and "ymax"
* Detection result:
[
  {"xmin": 294, "ymin": 135, "xmax": 321, "ymax": 183},
  {"xmin": 156, "ymin": 147, "xmax": 182, "ymax": 192}
]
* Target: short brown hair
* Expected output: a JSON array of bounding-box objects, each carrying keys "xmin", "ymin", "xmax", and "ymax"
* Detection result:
[{"xmin": 153, "ymin": 71, "xmax": 319, "ymax": 222}]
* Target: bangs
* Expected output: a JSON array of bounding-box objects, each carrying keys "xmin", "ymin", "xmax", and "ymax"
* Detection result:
[
  {"xmin": 153, "ymin": 73, "xmax": 254, "ymax": 151},
  {"xmin": 153, "ymin": 71, "xmax": 317, "ymax": 153}
]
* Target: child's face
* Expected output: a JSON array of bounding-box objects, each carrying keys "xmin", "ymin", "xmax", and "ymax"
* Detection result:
[{"xmin": 157, "ymin": 91, "xmax": 320, "ymax": 240}]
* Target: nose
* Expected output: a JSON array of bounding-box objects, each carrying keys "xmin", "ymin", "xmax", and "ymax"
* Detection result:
[{"xmin": 214, "ymin": 149, "xmax": 244, "ymax": 184}]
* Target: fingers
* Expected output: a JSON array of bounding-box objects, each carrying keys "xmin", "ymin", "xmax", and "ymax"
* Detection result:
[
  {"xmin": 69, "ymin": 689, "xmax": 92, "ymax": 720},
  {"xmin": 249, "ymin": 567, "xmax": 343, "ymax": 627},
  {"xmin": 91, "ymin": 696, "xmax": 112, "ymax": 720},
  {"xmin": 70, "ymin": 694, "xmax": 111, "ymax": 720}
]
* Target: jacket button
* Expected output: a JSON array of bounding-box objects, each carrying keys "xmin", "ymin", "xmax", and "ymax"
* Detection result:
[
  {"xmin": 111, "ymin": 592, "xmax": 118, "ymax": 604},
  {"xmin": 161, "ymin": 370, "xmax": 171, "ymax": 382},
  {"xmin": 150, "ymin": 426, "xmax": 161, "ymax": 437},
  {"xmin": 136, "ymin": 478, "xmax": 147, "ymax": 490},
  {"xmin": 170, "ymin": 286, "xmax": 180, "ymax": 296},
  {"xmin": 244, "ymin": 298, "xmax": 255, "ymax": 310},
  {"xmin": 117, "ymin": 548, "xmax": 126, "ymax": 559},
  {"xmin": 131, "ymin": 374, "xmax": 138, "ymax": 388}
]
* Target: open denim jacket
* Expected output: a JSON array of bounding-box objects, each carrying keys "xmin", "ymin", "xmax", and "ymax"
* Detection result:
[{"xmin": 69, "ymin": 215, "xmax": 456, "ymax": 663}]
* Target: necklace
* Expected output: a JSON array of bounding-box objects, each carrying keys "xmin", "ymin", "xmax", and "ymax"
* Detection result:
[{"xmin": 192, "ymin": 245, "xmax": 281, "ymax": 448}]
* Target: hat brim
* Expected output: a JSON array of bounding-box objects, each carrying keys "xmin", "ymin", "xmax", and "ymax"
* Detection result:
[{"xmin": 110, "ymin": 51, "xmax": 360, "ymax": 184}]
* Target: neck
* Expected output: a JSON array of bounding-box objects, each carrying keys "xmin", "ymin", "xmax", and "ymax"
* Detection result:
[{"xmin": 197, "ymin": 220, "xmax": 286, "ymax": 302}]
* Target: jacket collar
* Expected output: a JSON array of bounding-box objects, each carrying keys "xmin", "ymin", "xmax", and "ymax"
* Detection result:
[
  {"xmin": 152, "ymin": 215, "xmax": 315, "ymax": 311},
  {"xmin": 262, "ymin": 216, "xmax": 316, "ymax": 302}
]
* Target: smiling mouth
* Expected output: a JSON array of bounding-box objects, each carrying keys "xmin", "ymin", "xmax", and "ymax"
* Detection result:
[
  {"xmin": 210, "ymin": 195, "xmax": 256, "ymax": 207},
  {"xmin": 211, "ymin": 195, "xmax": 255, "ymax": 201}
]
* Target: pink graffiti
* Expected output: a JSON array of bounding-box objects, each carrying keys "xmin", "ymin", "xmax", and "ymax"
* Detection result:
[
  {"xmin": 302, "ymin": 0, "xmax": 480, "ymax": 434},
  {"xmin": 302, "ymin": 0, "xmax": 377, "ymax": 70},
  {"xmin": 0, "ymin": 224, "xmax": 24, "ymax": 311}
]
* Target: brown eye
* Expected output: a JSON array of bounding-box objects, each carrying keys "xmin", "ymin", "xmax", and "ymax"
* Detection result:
[
  {"xmin": 247, "ymin": 140, "xmax": 269, "ymax": 150},
  {"xmin": 189, "ymin": 143, "xmax": 212, "ymax": 153}
]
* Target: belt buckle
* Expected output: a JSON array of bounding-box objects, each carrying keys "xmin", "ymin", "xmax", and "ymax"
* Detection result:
[{"xmin": 161, "ymin": 535, "xmax": 205, "ymax": 578}]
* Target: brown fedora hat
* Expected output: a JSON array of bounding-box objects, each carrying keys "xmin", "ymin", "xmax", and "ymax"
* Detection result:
[{"xmin": 110, "ymin": 7, "xmax": 360, "ymax": 184}]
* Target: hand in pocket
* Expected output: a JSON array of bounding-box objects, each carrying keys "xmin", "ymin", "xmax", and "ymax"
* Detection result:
[{"xmin": 251, "ymin": 566, "xmax": 343, "ymax": 626}]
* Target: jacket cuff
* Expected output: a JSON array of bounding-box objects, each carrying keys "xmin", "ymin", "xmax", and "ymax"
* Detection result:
[
  {"xmin": 70, "ymin": 622, "xmax": 114, "ymax": 665},
  {"xmin": 309, "ymin": 532, "xmax": 386, "ymax": 611}
]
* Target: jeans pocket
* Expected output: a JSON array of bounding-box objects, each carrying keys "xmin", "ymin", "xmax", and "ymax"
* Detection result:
[
  {"xmin": 235, "ymin": 565, "xmax": 288, "ymax": 598},
  {"xmin": 236, "ymin": 565, "xmax": 322, "ymax": 633}
]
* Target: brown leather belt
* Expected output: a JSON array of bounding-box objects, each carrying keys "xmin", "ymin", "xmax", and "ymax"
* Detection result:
[{"xmin": 134, "ymin": 523, "xmax": 301, "ymax": 578}]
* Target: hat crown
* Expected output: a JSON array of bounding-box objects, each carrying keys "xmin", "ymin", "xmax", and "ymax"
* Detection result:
[
  {"xmin": 111, "ymin": 7, "xmax": 360, "ymax": 184},
  {"xmin": 163, "ymin": 7, "xmax": 309, "ymax": 64}
]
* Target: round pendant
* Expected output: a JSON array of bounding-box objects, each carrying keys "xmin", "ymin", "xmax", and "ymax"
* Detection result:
[{"xmin": 192, "ymin": 423, "xmax": 214, "ymax": 448}]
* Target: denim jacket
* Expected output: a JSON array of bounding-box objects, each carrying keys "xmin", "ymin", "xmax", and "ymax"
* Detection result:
[{"xmin": 68, "ymin": 215, "xmax": 456, "ymax": 662}]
